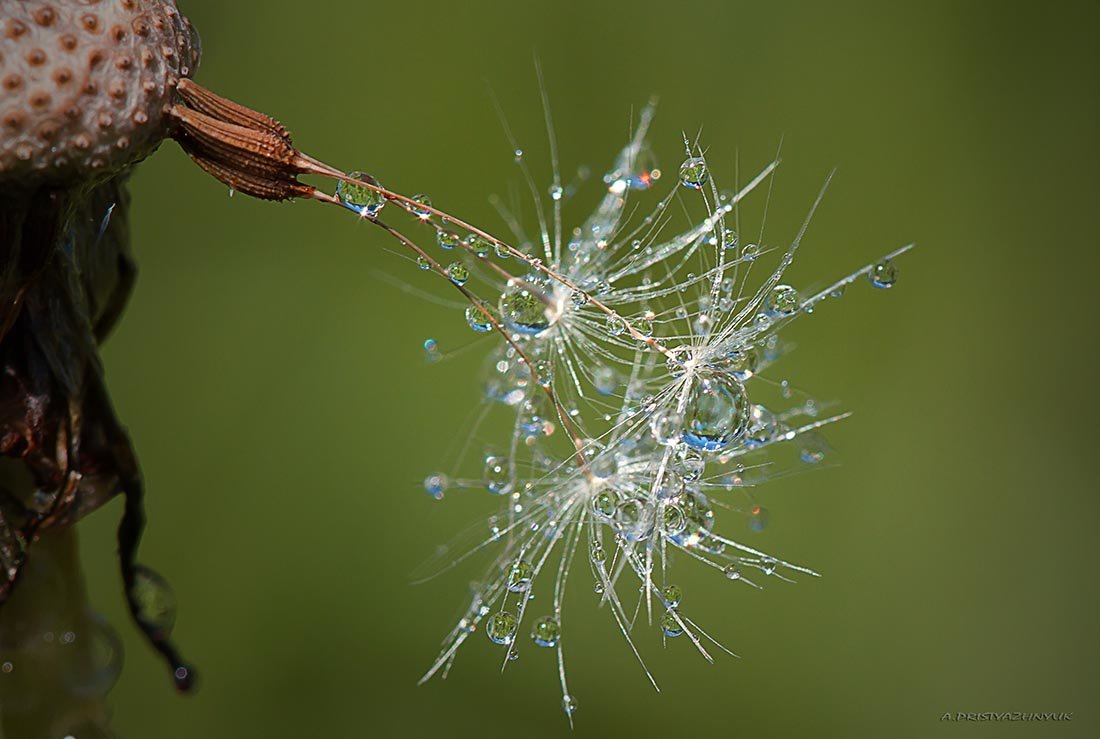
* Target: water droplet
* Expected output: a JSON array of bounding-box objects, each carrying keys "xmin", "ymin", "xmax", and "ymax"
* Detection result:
[
  {"xmin": 336, "ymin": 172, "xmax": 385, "ymax": 217},
  {"xmin": 508, "ymin": 560, "xmax": 534, "ymax": 592},
  {"xmin": 761, "ymin": 557, "xmax": 779, "ymax": 576},
  {"xmin": 423, "ymin": 338, "xmax": 441, "ymax": 363},
  {"xmin": 665, "ymin": 345, "xmax": 692, "ymax": 377},
  {"xmin": 416, "ymin": 255, "xmax": 431, "ymax": 271},
  {"xmin": 531, "ymin": 616, "xmax": 561, "ymax": 647},
  {"xmin": 445, "ymin": 261, "xmax": 469, "ymax": 285},
  {"xmin": 465, "ymin": 234, "xmax": 492, "ymax": 258},
  {"xmin": 741, "ymin": 243, "xmax": 760, "ymax": 261},
  {"xmin": 661, "ymin": 611, "xmax": 684, "ymax": 637},
  {"xmin": 723, "ymin": 347, "xmax": 759, "ymax": 381},
  {"xmin": 799, "ymin": 436, "xmax": 827, "ymax": 464},
  {"xmin": 548, "ymin": 184, "xmax": 564, "ymax": 201},
  {"xmin": 437, "ymin": 230, "xmax": 461, "ymax": 250},
  {"xmin": 723, "ymin": 563, "xmax": 742, "ymax": 580},
  {"xmin": 128, "ymin": 565, "xmax": 177, "ymax": 638},
  {"xmin": 486, "ymin": 612, "xmax": 517, "ymax": 645},
  {"xmin": 593, "ymin": 366, "xmax": 618, "ymax": 396},
  {"xmin": 869, "ymin": 259, "xmax": 897, "ymax": 288},
  {"xmin": 656, "ymin": 470, "xmax": 685, "ymax": 499},
  {"xmin": 605, "ymin": 313, "xmax": 626, "ymax": 336},
  {"xmin": 748, "ymin": 505, "xmax": 770, "ymax": 532},
  {"xmin": 484, "ymin": 455, "xmax": 512, "ymax": 495},
  {"xmin": 744, "ymin": 404, "xmax": 778, "ymax": 448},
  {"xmin": 765, "ymin": 284, "xmax": 800, "ymax": 317},
  {"xmin": 678, "ymin": 157, "xmax": 709, "ymax": 189},
  {"xmin": 616, "ymin": 498, "xmax": 654, "ymax": 542},
  {"xmin": 570, "ymin": 289, "xmax": 589, "ymax": 307},
  {"xmin": 591, "ymin": 489, "xmax": 620, "ymax": 518},
  {"xmin": 650, "ymin": 410, "xmax": 684, "ymax": 447},
  {"xmin": 423, "ymin": 473, "xmax": 448, "ymax": 500},
  {"xmin": 662, "ymin": 584, "xmax": 682, "ymax": 608},
  {"xmin": 678, "ymin": 449, "xmax": 705, "ymax": 481},
  {"xmin": 410, "ymin": 193, "xmax": 433, "ymax": 219},
  {"xmin": 662, "ymin": 504, "xmax": 687, "ymax": 535},
  {"xmin": 634, "ymin": 316, "xmax": 654, "ymax": 338},
  {"xmin": 591, "ymin": 544, "xmax": 606, "ymax": 562},
  {"xmin": 562, "ymin": 694, "xmax": 578, "ymax": 716},
  {"xmin": 498, "ymin": 285, "xmax": 554, "ymax": 336},
  {"xmin": 465, "ymin": 305, "xmax": 492, "ymax": 332},
  {"xmin": 681, "ymin": 370, "xmax": 751, "ymax": 452},
  {"xmin": 533, "ymin": 359, "xmax": 553, "ymax": 387}
]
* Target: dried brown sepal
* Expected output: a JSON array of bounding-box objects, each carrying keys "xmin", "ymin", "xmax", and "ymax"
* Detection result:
[
  {"xmin": 171, "ymin": 105, "xmax": 308, "ymax": 202},
  {"xmin": 175, "ymin": 79, "xmax": 293, "ymax": 149}
]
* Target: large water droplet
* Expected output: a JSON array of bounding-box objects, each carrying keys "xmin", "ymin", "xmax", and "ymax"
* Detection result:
[
  {"xmin": 486, "ymin": 612, "xmax": 517, "ymax": 645},
  {"xmin": 678, "ymin": 157, "xmax": 708, "ymax": 189},
  {"xmin": 465, "ymin": 305, "xmax": 492, "ymax": 332},
  {"xmin": 498, "ymin": 284, "xmax": 555, "ymax": 336},
  {"xmin": 681, "ymin": 370, "xmax": 751, "ymax": 451},
  {"xmin": 662, "ymin": 584, "xmax": 682, "ymax": 608},
  {"xmin": 410, "ymin": 193, "xmax": 433, "ymax": 219},
  {"xmin": 446, "ymin": 261, "xmax": 469, "ymax": 285},
  {"xmin": 508, "ymin": 559, "xmax": 534, "ymax": 592},
  {"xmin": 765, "ymin": 284, "xmax": 800, "ymax": 316},
  {"xmin": 531, "ymin": 616, "xmax": 561, "ymax": 647},
  {"xmin": 437, "ymin": 230, "xmax": 461, "ymax": 250},
  {"xmin": 869, "ymin": 259, "xmax": 897, "ymax": 288},
  {"xmin": 661, "ymin": 611, "xmax": 684, "ymax": 637},
  {"xmin": 591, "ymin": 488, "xmax": 620, "ymax": 518},
  {"xmin": 336, "ymin": 172, "xmax": 385, "ymax": 217}
]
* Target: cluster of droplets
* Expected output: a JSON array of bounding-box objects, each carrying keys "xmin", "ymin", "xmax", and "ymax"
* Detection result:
[{"xmin": 333, "ymin": 103, "xmax": 907, "ymax": 719}]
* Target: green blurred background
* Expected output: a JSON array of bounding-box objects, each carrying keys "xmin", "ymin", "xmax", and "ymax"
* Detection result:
[{"xmin": 71, "ymin": 0, "xmax": 1099, "ymax": 736}]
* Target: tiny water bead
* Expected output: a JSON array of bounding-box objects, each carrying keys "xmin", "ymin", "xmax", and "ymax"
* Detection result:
[
  {"xmin": 508, "ymin": 560, "xmax": 534, "ymax": 592},
  {"xmin": 765, "ymin": 284, "xmax": 800, "ymax": 317},
  {"xmin": 681, "ymin": 370, "xmax": 751, "ymax": 452},
  {"xmin": 465, "ymin": 305, "xmax": 492, "ymax": 332},
  {"xmin": 416, "ymin": 255, "xmax": 431, "ymax": 271},
  {"xmin": 423, "ymin": 338, "xmax": 441, "ymax": 363},
  {"xmin": 445, "ymin": 261, "xmax": 469, "ymax": 286},
  {"xmin": 336, "ymin": 172, "xmax": 386, "ymax": 217},
  {"xmin": 127, "ymin": 565, "xmax": 177, "ymax": 638},
  {"xmin": 498, "ymin": 284, "xmax": 554, "ymax": 336},
  {"xmin": 531, "ymin": 616, "xmax": 561, "ymax": 648},
  {"xmin": 722, "ymin": 563, "xmax": 742, "ymax": 580},
  {"xmin": 678, "ymin": 156, "xmax": 709, "ymax": 189},
  {"xmin": 562, "ymin": 695, "xmax": 578, "ymax": 716},
  {"xmin": 660, "ymin": 612, "xmax": 684, "ymax": 637},
  {"xmin": 662, "ymin": 584, "xmax": 683, "ymax": 608},
  {"xmin": 591, "ymin": 544, "xmax": 606, "ymax": 562},
  {"xmin": 869, "ymin": 259, "xmax": 898, "ymax": 288},
  {"xmin": 486, "ymin": 612, "xmax": 518, "ymax": 645},
  {"xmin": 484, "ymin": 456, "xmax": 512, "ymax": 495},
  {"xmin": 423, "ymin": 473, "xmax": 449, "ymax": 500},
  {"xmin": 748, "ymin": 505, "xmax": 770, "ymax": 532},
  {"xmin": 437, "ymin": 230, "xmax": 461, "ymax": 250}
]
